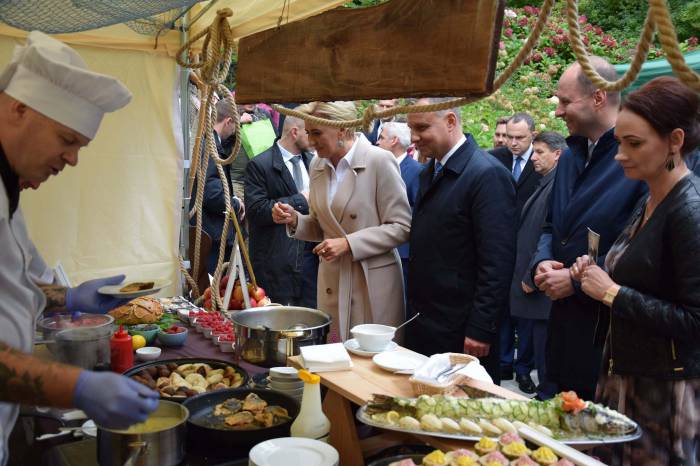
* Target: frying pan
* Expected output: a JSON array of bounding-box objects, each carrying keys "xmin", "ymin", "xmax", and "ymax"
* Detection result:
[
  {"xmin": 123, "ymin": 358, "xmax": 250, "ymax": 403},
  {"xmin": 182, "ymin": 388, "xmax": 300, "ymax": 452}
]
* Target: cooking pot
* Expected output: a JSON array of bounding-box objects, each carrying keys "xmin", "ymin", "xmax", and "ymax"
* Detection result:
[
  {"xmin": 37, "ymin": 313, "xmax": 114, "ymax": 370},
  {"xmin": 97, "ymin": 400, "xmax": 188, "ymax": 466},
  {"xmin": 230, "ymin": 306, "xmax": 331, "ymax": 367}
]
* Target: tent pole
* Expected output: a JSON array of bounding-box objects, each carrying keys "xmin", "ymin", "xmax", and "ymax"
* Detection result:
[{"xmin": 179, "ymin": 8, "xmax": 191, "ymax": 279}]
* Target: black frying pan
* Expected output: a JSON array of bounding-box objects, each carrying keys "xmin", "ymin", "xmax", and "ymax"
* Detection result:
[{"xmin": 182, "ymin": 388, "xmax": 300, "ymax": 452}]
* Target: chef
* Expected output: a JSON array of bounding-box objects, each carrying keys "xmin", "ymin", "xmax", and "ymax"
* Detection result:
[{"xmin": 0, "ymin": 32, "xmax": 159, "ymax": 465}]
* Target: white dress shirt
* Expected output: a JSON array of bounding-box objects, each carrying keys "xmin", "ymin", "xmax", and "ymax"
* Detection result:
[
  {"xmin": 437, "ymin": 134, "xmax": 467, "ymax": 166},
  {"xmin": 277, "ymin": 141, "xmax": 310, "ymax": 192},
  {"xmin": 325, "ymin": 136, "xmax": 360, "ymax": 203},
  {"xmin": 395, "ymin": 152, "xmax": 408, "ymax": 166}
]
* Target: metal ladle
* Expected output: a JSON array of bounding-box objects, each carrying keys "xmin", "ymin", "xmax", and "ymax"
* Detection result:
[{"xmin": 393, "ymin": 312, "xmax": 420, "ymax": 332}]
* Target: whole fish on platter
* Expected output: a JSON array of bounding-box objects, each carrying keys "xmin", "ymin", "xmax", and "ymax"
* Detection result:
[{"xmin": 363, "ymin": 391, "xmax": 637, "ymax": 441}]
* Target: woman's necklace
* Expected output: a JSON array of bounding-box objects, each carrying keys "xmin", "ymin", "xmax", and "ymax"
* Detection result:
[{"xmin": 643, "ymin": 197, "xmax": 655, "ymax": 223}]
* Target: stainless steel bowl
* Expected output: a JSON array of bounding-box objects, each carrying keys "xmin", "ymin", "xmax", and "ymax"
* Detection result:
[
  {"xmin": 37, "ymin": 313, "xmax": 114, "ymax": 370},
  {"xmin": 230, "ymin": 306, "xmax": 331, "ymax": 367}
]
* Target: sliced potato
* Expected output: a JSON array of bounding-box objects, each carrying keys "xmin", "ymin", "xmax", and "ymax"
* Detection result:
[
  {"xmin": 478, "ymin": 418, "xmax": 502, "ymax": 436},
  {"xmin": 185, "ymin": 373, "xmax": 207, "ymax": 388},
  {"xmin": 459, "ymin": 417, "xmax": 483, "ymax": 434},
  {"xmin": 398, "ymin": 416, "xmax": 421, "ymax": 430},
  {"xmin": 440, "ymin": 417, "xmax": 461, "ymax": 433}
]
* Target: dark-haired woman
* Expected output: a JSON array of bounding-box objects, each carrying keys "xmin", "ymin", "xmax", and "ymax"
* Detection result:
[{"xmin": 571, "ymin": 76, "xmax": 700, "ymax": 465}]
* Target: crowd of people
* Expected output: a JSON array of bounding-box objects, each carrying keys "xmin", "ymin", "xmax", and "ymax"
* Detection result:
[
  {"xmin": 0, "ymin": 28, "xmax": 698, "ymax": 465},
  {"xmin": 239, "ymin": 58, "xmax": 700, "ymax": 465}
]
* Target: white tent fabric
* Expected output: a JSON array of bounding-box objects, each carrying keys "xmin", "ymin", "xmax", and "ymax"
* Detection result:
[{"xmin": 0, "ymin": 0, "xmax": 344, "ymax": 295}]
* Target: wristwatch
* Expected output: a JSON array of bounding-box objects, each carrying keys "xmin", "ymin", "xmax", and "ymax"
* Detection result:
[{"xmin": 602, "ymin": 284, "xmax": 621, "ymax": 307}]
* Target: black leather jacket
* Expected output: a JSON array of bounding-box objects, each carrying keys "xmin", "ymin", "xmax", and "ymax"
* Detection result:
[{"xmin": 608, "ymin": 174, "xmax": 700, "ymax": 379}]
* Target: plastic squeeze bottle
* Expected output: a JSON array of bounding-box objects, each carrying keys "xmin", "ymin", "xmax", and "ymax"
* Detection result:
[
  {"xmin": 110, "ymin": 324, "xmax": 133, "ymax": 373},
  {"xmin": 291, "ymin": 369, "xmax": 331, "ymax": 442}
]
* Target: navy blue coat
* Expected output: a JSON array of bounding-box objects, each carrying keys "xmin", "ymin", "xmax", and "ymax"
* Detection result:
[
  {"xmin": 365, "ymin": 120, "xmax": 381, "ymax": 145},
  {"xmin": 397, "ymin": 155, "xmax": 423, "ymax": 259},
  {"xmin": 189, "ymin": 131, "xmax": 241, "ymax": 245},
  {"xmin": 405, "ymin": 135, "xmax": 517, "ymax": 359},
  {"xmin": 530, "ymin": 128, "xmax": 646, "ymax": 392}
]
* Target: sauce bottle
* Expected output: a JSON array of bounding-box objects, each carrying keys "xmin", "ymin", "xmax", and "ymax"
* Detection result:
[
  {"xmin": 291, "ymin": 369, "xmax": 331, "ymax": 442},
  {"xmin": 110, "ymin": 325, "xmax": 133, "ymax": 373}
]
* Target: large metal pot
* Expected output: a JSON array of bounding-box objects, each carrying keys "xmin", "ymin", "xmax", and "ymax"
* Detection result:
[
  {"xmin": 37, "ymin": 313, "xmax": 114, "ymax": 370},
  {"xmin": 97, "ymin": 400, "xmax": 188, "ymax": 466},
  {"xmin": 230, "ymin": 306, "xmax": 331, "ymax": 367}
]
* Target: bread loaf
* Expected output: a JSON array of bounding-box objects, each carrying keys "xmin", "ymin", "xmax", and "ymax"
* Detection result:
[{"xmin": 108, "ymin": 297, "xmax": 164, "ymax": 325}]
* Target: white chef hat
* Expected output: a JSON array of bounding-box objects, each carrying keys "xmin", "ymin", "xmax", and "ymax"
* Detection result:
[{"xmin": 0, "ymin": 31, "xmax": 132, "ymax": 139}]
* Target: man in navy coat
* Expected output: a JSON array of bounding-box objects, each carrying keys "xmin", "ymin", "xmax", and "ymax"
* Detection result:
[
  {"xmin": 532, "ymin": 58, "xmax": 646, "ymax": 400},
  {"xmin": 366, "ymin": 99, "xmax": 398, "ymax": 144},
  {"xmin": 405, "ymin": 98, "xmax": 517, "ymax": 383},
  {"xmin": 376, "ymin": 121, "xmax": 423, "ymax": 290}
]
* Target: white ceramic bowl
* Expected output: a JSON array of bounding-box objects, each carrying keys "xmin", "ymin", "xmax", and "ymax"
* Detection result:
[
  {"xmin": 350, "ymin": 324, "xmax": 396, "ymax": 352},
  {"xmin": 135, "ymin": 346, "xmax": 161, "ymax": 361}
]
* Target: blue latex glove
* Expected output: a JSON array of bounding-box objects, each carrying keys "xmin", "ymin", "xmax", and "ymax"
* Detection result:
[
  {"xmin": 65, "ymin": 274, "xmax": 128, "ymax": 315},
  {"xmin": 73, "ymin": 371, "xmax": 160, "ymax": 429}
]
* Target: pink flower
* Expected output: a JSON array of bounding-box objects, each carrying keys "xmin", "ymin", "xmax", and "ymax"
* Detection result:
[
  {"xmin": 504, "ymin": 28, "xmax": 513, "ymax": 38},
  {"xmin": 578, "ymin": 15, "xmax": 587, "ymax": 24},
  {"xmin": 621, "ymin": 39, "xmax": 629, "ymax": 46},
  {"xmin": 499, "ymin": 40, "xmax": 506, "ymax": 50},
  {"xmin": 544, "ymin": 47, "xmax": 555, "ymax": 57},
  {"xmin": 556, "ymin": 28, "xmax": 564, "ymax": 34},
  {"xmin": 504, "ymin": 19, "xmax": 511, "ymax": 28},
  {"xmin": 524, "ymin": 5, "xmax": 535, "ymax": 15},
  {"xmin": 552, "ymin": 35, "xmax": 562, "ymax": 45},
  {"xmin": 532, "ymin": 52, "xmax": 543, "ymax": 62},
  {"xmin": 689, "ymin": 36, "xmax": 699, "ymax": 46},
  {"xmin": 583, "ymin": 24, "xmax": 594, "ymax": 33},
  {"xmin": 594, "ymin": 26, "xmax": 603, "ymax": 36},
  {"xmin": 518, "ymin": 17, "xmax": 529, "ymax": 27},
  {"xmin": 583, "ymin": 36, "xmax": 590, "ymax": 46}
]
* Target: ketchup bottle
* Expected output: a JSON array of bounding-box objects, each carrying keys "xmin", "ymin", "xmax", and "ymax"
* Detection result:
[{"xmin": 110, "ymin": 325, "xmax": 133, "ymax": 373}]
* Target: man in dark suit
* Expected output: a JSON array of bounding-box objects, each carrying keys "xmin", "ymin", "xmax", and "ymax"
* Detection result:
[
  {"xmin": 405, "ymin": 98, "xmax": 516, "ymax": 383},
  {"xmin": 244, "ymin": 114, "xmax": 318, "ymax": 307},
  {"xmin": 492, "ymin": 116, "xmax": 509, "ymax": 149},
  {"xmin": 509, "ymin": 131, "xmax": 566, "ymax": 396},
  {"xmin": 532, "ymin": 58, "xmax": 646, "ymax": 400},
  {"xmin": 376, "ymin": 121, "xmax": 423, "ymax": 289},
  {"xmin": 189, "ymin": 99, "xmax": 243, "ymax": 274},
  {"xmin": 366, "ymin": 98, "xmax": 398, "ymax": 144},
  {"xmin": 492, "ymin": 112, "xmax": 542, "ymax": 391}
]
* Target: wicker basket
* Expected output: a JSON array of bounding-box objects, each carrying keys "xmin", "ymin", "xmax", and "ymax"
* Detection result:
[{"xmin": 409, "ymin": 353, "xmax": 479, "ymax": 396}]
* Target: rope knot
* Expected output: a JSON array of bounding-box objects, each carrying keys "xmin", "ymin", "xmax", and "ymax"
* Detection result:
[{"xmin": 217, "ymin": 8, "xmax": 234, "ymax": 18}]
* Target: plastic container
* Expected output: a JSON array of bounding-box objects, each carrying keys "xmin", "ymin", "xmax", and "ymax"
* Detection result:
[
  {"xmin": 110, "ymin": 325, "xmax": 134, "ymax": 373},
  {"xmin": 291, "ymin": 369, "xmax": 330, "ymax": 442}
]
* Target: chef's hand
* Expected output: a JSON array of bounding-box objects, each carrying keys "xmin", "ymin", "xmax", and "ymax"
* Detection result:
[
  {"xmin": 73, "ymin": 371, "xmax": 159, "ymax": 430},
  {"xmin": 534, "ymin": 260, "xmax": 574, "ymax": 300},
  {"xmin": 272, "ymin": 202, "xmax": 298, "ymax": 227},
  {"xmin": 66, "ymin": 275, "xmax": 128, "ymax": 314},
  {"xmin": 463, "ymin": 337, "xmax": 490, "ymax": 358},
  {"xmin": 313, "ymin": 238, "xmax": 350, "ymax": 262}
]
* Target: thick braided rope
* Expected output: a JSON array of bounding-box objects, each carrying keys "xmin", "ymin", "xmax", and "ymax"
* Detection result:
[
  {"xmin": 187, "ymin": 80, "xmax": 209, "ymax": 199},
  {"xmin": 566, "ymin": 0, "xmax": 655, "ymax": 91},
  {"xmin": 178, "ymin": 256, "xmax": 200, "ymax": 297},
  {"xmin": 649, "ymin": 0, "xmax": 700, "ymax": 91},
  {"xmin": 272, "ymin": 0, "xmax": 554, "ymax": 130}
]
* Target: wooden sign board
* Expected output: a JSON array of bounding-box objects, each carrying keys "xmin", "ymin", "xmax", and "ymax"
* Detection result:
[{"xmin": 236, "ymin": 0, "xmax": 505, "ymax": 103}]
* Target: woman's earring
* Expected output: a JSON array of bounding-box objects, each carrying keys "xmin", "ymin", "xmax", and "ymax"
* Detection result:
[
  {"xmin": 337, "ymin": 140, "xmax": 345, "ymax": 148},
  {"xmin": 665, "ymin": 152, "xmax": 676, "ymax": 172}
]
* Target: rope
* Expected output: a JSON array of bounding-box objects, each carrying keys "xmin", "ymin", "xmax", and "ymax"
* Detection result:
[{"xmin": 566, "ymin": 0, "xmax": 655, "ymax": 91}]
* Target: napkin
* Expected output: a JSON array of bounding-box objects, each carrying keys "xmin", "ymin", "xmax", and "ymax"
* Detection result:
[
  {"xmin": 411, "ymin": 353, "xmax": 493, "ymax": 385},
  {"xmin": 300, "ymin": 343, "xmax": 353, "ymax": 372}
]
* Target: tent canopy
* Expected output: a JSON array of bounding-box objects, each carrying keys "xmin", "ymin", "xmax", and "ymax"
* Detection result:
[{"xmin": 613, "ymin": 50, "xmax": 700, "ymax": 93}]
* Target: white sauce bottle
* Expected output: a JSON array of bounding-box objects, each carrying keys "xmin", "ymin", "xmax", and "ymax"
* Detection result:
[{"xmin": 291, "ymin": 369, "xmax": 331, "ymax": 442}]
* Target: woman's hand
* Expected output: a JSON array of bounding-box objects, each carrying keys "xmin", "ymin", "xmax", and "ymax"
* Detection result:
[
  {"xmin": 580, "ymin": 265, "xmax": 616, "ymax": 301},
  {"xmin": 272, "ymin": 202, "xmax": 298, "ymax": 227},
  {"xmin": 313, "ymin": 238, "xmax": 350, "ymax": 262},
  {"xmin": 570, "ymin": 255, "xmax": 591, "ymax": 282}
]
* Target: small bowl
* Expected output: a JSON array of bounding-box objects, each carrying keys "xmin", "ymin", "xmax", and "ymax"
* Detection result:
[
  {"xmin": 157, "ymin": 327, "xmax": 188, "ymax": 347},
  {"xmin": 350, "ymin": 324, "xmax": 396, "ymax": 352},
  {"xmin": 136, "ymin": 346, "xmax": 161, "ymax": 361},
  {"xmin": 218, "ymin": 340, "xmax": 235, "ymax": 353},
  {"xmin": 129, "ymin": 324, "xmax": 160, "ymax": 345},
  {"xmin": 269, "ymin": 367, "xmax": 299, "ymax": 380}
]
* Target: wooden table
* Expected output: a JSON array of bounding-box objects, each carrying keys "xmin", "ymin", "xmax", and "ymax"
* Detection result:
[{"xmin": 288, "ymin": 347, "xmax": 528, "ymax": 465}]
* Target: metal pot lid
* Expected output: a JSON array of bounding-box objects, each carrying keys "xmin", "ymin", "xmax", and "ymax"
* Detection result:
[
  {"xmin": 231, "ymin": 306, "xmax": 331, "ymax": 332},
  {"xmin": 39, "ymin": 313, "xmax": 114, "ymax": 331}
]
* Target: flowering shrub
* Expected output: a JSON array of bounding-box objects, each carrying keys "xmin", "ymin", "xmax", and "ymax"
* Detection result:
[{"xmin": 461, "ymin": 4, "xmax": 699, "ymax": 148}]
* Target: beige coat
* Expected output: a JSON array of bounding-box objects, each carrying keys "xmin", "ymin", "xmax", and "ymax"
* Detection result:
[{"xmin": 293, "ymin": 135, "xmax": 411, "ymax": 341}]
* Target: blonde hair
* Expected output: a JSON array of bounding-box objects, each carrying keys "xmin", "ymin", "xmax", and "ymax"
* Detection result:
[{"xmin": 297, "ymin": 101, "xmax": 358, "ymax": 122}]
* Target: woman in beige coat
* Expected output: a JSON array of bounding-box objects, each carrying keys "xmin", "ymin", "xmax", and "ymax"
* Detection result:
[{"xmin": 272, "ymin": 101, "xmax": 411, "ymax": 342}]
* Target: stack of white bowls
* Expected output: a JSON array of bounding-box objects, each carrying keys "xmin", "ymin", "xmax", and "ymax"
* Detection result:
[{"xmin": 268, "ymin": 367, "xmax": 304, "ymax": 403}]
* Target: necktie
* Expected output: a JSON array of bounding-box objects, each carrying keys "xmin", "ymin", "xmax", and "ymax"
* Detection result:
[
  {"xmin": 433, "ymin": 161, "xmax": 443, "ymax": 180},
  {"xmin": 290, "ymin": 155, "xmax": 304, "ymax": 192},
  {"xmin": 512, "ymin": 156, "xmax": 523, "ymax": 182}
]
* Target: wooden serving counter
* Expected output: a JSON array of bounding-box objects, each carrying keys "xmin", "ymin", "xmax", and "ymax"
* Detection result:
[{"xmin": 288, "ymin": 346, "xmax": 528, "ymax": 465}]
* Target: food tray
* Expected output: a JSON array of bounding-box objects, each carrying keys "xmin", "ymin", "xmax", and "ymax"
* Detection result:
[
  {"xmin": 123, "ymin": 357, "xmax": 250, "ymax": 402},
  {"xmin": 356, "ymin": 405, "xmax": 642, "ymax": 447}
]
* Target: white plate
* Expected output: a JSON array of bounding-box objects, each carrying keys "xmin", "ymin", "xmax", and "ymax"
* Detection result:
[
  {"xmin": 372, "ymin": 351, "xmax": 429, "ymax": 374},
  {"xmin": 98, "ymin": 279, "xmax": 171, "ymax": 298},
  {"xmin": 344, "ymin": 338, "xmax": 398, "ymax": 357},
  {"xmin": 249, "ymin": 437, "xmax": 339, "ymax": 466}
]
